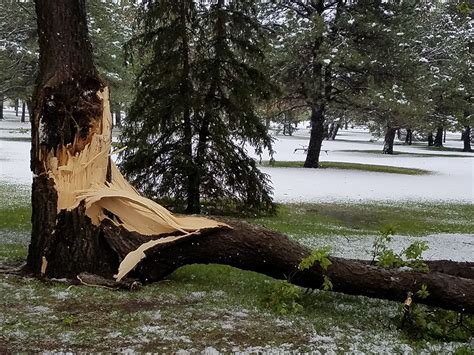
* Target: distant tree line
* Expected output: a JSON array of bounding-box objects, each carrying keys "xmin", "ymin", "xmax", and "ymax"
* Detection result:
[{"xmin": 1, "ymin": 0, "xmax": 471, "ymax": 214}]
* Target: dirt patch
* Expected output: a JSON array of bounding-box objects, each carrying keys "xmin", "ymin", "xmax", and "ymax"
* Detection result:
[{"xmin": 119, "ymin": 300, "xmax": 159, "ymax": 312}]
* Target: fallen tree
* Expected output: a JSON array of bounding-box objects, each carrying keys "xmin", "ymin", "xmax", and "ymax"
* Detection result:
[{"xmin": 23, "ymin": 0, "xmax": 473, "ymax": 315}]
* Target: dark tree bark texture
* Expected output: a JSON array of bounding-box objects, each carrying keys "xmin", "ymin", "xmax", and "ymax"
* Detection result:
[
  {"xmin": 27, "ymin": 0, "xmax": 109, "ymax": 277},
  {"xmin": 434, "ymin": 126, "xmax": 444, "ymax": 147},
  {"xmin": 304, "ymin": 106, "xmax": 325, "ymax": 168},
  {"xmin": 330, "ymin": 123, "xmax": 340, "ymax": 140},
  {"xmin": 405, "ymin": 129, "xmax": 412, "ymax": 145},
  {"xmin": 428, "ymin": 133, "xmax": 434, "ymax": 146},
  {"xmin": 115, "ymin": 109, "xmax": 122, "ymax": 128},
  {"xmin": 383, "ymin": 127, "xmax": 397, "ymax": 154},
  {"xmin": 21, "ymin": 101, "xmax": 26, "ymax": 123},
  {"xmin": 101, "ymin": 219, "xmax": 474, "ymax": 313},
  {"xmin": 462, "ymin": 126, "xmax": 472, "ymax": 152},
  {"xmin": 0, "ymin": 94, "xmax": 3, "ymax": 120}
]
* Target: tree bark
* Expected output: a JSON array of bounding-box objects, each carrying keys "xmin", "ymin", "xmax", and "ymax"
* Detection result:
[
  {"xmin": 21, "ymin": 101, "xmax": 26, "ymax": 123},
  {"xmin": 330, "ymin": 123, "xmax": 340, "ymax": 140},
  {"xmin": 327, "ymin": 123, "xmax": 334, "ymax": 140},
  {"xmin": 304, "ymin": 106, "xmax": 325, "ymax": 168},
  {"xmin": 100, "ymin": 219, "xmax": 474, "ymax": 313},
  {"xmin": 179, "ymin": 0, "xmax": 199, "ymax": 214},
  {"xmin": 115, "ymin": 109, "xmax": 122, "ymax": 128},
  {"xmin": 428, "ymin": 133, "xmax": 434, "ymax": 146},
  {"xmin": 405, "ymin": 128, "xmax": 412, "ymax": 145},
  {"xmin": 26, "ymin": 0, "xmax": 112, "ymax": 277},
  {"xmin": 434, "ymin": 126, "xmax": 443, "ymax": 147},
  {"xmin": 462, "ymin": 126, "xmax": 472, "ymax": 152},
  {"xmin": 382, "ymin": 126, "xmax": 397, "ymax": 154},
  {"xmin": 26, "ymin": 100, "xmax": 33, "ymax": 122},
  {"xmin": 0, "ymin": 94, "xmax": 3, "ymax": 120},
  {"xmin": 15, "ymin": 98, "xmax": 19, "ymax": 116}
]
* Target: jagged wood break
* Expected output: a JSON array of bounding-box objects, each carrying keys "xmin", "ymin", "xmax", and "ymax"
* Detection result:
[
  {"xmin": 27, "ymin": 0, "xmax": 225, "ymax": 281},
  {"xmin": 25, "ymin": 0, "xmax": 474, "ymax": 314}
]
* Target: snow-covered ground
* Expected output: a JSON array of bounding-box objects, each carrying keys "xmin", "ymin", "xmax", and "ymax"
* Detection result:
[
  {"xmin": 1, "ymin": 112, "xmax": 473, "ymax": 203},
  {"xmin": 1, "ymin": 111, "xmax": 473, "ymax": 262},
  {"xmin": 253, "ymin": 126, "xmax": 474, "ymax": 204}
]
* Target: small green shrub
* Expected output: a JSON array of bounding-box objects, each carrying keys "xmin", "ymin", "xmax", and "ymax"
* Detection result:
[
  {"xmin": 262, "ymin": 280, "xmax": 303, "ymax": 315},
  {"xmin": 299, "ymin": 246, "xmax": 332, "ymax": 271},
  {"xmin": 373, "ymin": 226, "xmax": 429, "ymax": 272},
  {"xmin": 299, "ymin": 246, "xmax": 333, "ymax": 291},
  {"xmin": 400, "ymin": 306, "xmax": 473, "ymax": 343}
]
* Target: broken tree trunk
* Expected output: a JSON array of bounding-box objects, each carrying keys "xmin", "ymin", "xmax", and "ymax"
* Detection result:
[
  {"xmin": 100, "ymin": 219, "xmax": 474, "ymax": 313},
  {"xmin": 27, "ymin": 0, "xmax": 224, "ymax": 279},
  {"xmin": 25, "ymin": 0, "xmax": 474, "ymax": 315}
]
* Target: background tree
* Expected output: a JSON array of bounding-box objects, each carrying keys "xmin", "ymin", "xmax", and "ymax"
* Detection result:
[
  {"xmin": 87, "ymin": 0, "xmax": 136, "ymax": 126},
  {"xmin": 120, "ymin": 0, "xmax": 275, "ymax": 215},
  {"xmin": 0, "ymin": 0, "xmax": 134, "ymax": 124},
  {"xmin": 415, "ymin": 1, "xmax": 473, "ymax": 149},
  {"xmin": 340, "ymin": 1, "xmax": 431, "ymax": 154},
  {"xmin": 0, "ymin": 1, "xmax": 37, "ymax": 120}
]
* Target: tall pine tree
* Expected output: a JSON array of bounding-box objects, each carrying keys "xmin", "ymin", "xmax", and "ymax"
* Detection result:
[{"xmin": 120, "ymin": 0, "xmax": 275, "ymax": 214}]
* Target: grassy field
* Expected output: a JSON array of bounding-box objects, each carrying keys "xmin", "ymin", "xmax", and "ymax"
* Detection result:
[
  {"xmin": 260, "ymin": 160, "xmax": 430, "ymax": 175},
  {"xmin": 338, "ymin": 149, "xmax": 473, "ymax": 158},
  {"xmin": 0, "ymin": 184, "xmax": 473, "ymax": 352}
]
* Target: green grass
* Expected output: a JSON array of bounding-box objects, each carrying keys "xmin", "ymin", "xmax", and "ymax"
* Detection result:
[
  {"xmin": 1, "ymin": 263, "xmax": 471, "ymax": 352},
  {"xmin": 0, "ymin": 184, "xmax": 473, "ymax": 352},
  {"xmin": 338, "ymin": 149, "xmax": 473, "ymax": 158},
  {"xmin": 252, "ymin": 203, "xmax": 474, "ymax": 238},
  {"xmin": 260, "ymin": 160, "xmax": 430, "ymax": 175},
  {"xmin": 424, "ymin": 145, "xmax": 473, "ymax": 153},
  {"xmin": 0, "ymin": 244, "xmax": 27, "ymax": 264},
  {"xmin": 0, "ymin": 206, "xmax": 31, "ymax": 231},
  {"xmin": 0, "ymin": 136, "xmax": 30, "ymax": 142}
]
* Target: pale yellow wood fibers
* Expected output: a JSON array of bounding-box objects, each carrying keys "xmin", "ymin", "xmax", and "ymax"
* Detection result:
[{"xmin": 44, "ymin": 87, "xmax": 227, "ymax": 281}]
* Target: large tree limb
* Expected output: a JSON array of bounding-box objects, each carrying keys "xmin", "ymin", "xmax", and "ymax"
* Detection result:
[
  {"xmin": 101, "ymin": 219, "xmax": 474, "ymax": 313},
  {"xmin": 27, "ymin": 0, "xmax": 473, "ymax": 319}
]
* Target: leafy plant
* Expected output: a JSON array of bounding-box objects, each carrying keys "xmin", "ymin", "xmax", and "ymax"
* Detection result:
[
  {"xmin": 322, "ymin": 275, "xmax": 333, "ymax": 291},
  {"xmin": 299, "ymin": 246, "xmax": 332, "ymax": 271},
  {"xmin": 377, "ymin": 249, "xmax": 404, "ymax": 268},
  {"xmin": 371, "ymin": 224, "xmax": 395, "ymax": 263},
  {"xmin": 403, "ymin": 241, "xmax": 429, "ymax": 272},
  {"xmin": 416, "ymin": 284, "xmax": 430, "ymax": 299},
  {"xmin": 262, "ymin": 280, "xmax": 303, "ymax": 315},
  {"xmin": 399, "ymin": 306, "xmax": 473, "ymax": 342},
  {"xmin": 372, "ymin": 226, "xmax": 429, "ymax": 272},
  {"xmin": 299, "ymin": 246, "xmax": 333, "ymax": 291},
  {"xmin": 62, "ymin": 315, "xmax": 76, "ymax": 326}
]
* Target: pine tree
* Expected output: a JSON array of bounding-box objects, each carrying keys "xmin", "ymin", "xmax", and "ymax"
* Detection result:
[
  {"xmin": 0, "ymin": 1, "xmax": 37, "ymax": 109},
  {"xmin": 120, "ymin": 0, "xmax": 275, "ymax": 215},
  {"xmin": 87, "ymin": 0, "xmax": 136, "ymax": 123},
  {"xmin": 343, "ymin": 0, "xmax": 430, "ymax": 153},
  {"xmin": 415, "ymin": 1, "xmax": 472, "ymax": 149}
]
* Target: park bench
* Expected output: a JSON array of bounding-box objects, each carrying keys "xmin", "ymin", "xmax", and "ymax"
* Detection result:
[
  {"xmin": 293, "ymin": 145, "xmax": 329, "ymax": 155},
  {"xmin": 293, "ymin": 145, "xmax": 308, "ymax": 153}
]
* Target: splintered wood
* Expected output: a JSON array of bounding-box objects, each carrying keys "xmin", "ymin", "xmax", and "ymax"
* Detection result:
[{"xmin": 45, "ymin": 88, "xmax": 226, "ymax": 281}]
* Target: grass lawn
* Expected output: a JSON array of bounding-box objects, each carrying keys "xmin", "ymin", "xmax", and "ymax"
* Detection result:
[
  {"xmin": 338, "ymin": 149, "xmax": 473, "ymax": 158},
  {"xmin": 260, "ymin": 160, "xmax": 430, "ymax": 175},
  {"xmin": 0, "ymin": 184, "xmax": 473, "ymax": 352}
]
